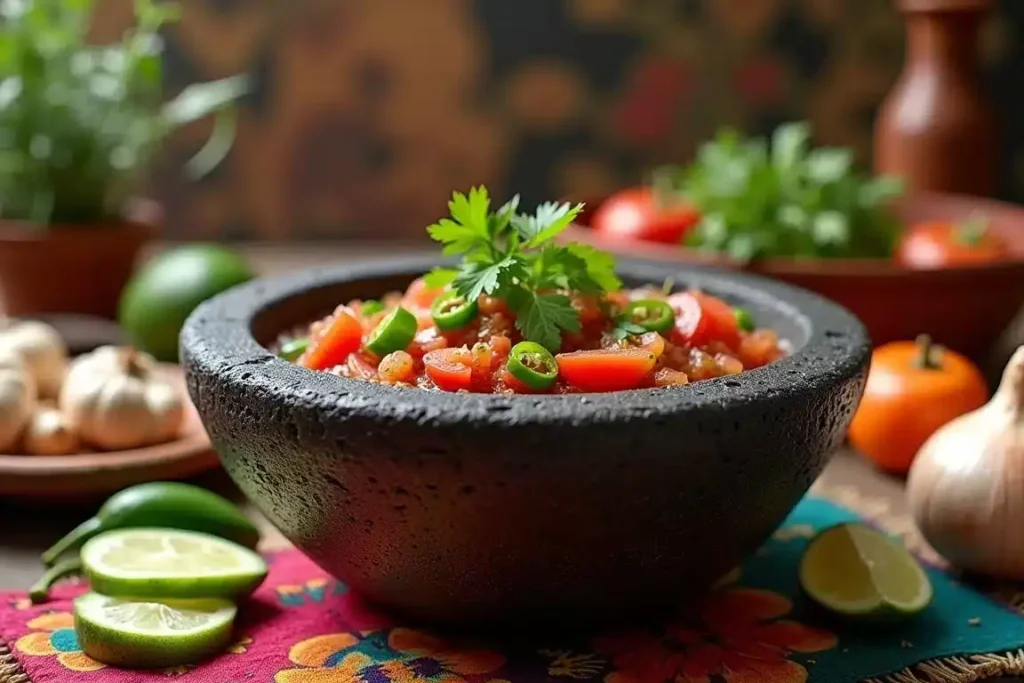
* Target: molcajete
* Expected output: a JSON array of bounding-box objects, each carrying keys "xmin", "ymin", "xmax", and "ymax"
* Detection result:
[{"xmin": 180, "ymin": 254, "xmax": 870, "ymax": 625}]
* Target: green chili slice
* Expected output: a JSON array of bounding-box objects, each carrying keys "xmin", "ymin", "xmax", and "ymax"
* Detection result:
[
  {"xmin": 506, "ymin": 341, "xmax": 559, "ymax": 390},
  {"xmin": 366, "ymin": 306, "xmax": 417, "ymax": 356},
  {"xmin": 361, "ymin": 300, "xmax": 385, "ymax": 316},
  {"xmin": 430, "ymin": 291, "xmax": 479, "ymax": 331},
  {"xmin": 278, "ymin": 337, "xmax": 309, "ymax": 362},
  {"xmin": 734, "ymin": 307, "xmax": 756, "ymax": 332},
  {"xmin": 622, "ymin": 299, "xmax": 675, "ymax": 333}
]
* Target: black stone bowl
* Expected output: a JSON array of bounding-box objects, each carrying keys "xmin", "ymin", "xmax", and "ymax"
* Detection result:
[{"xmin": 181, "ymin": 254, "xmax": 869, "ymax": 627}]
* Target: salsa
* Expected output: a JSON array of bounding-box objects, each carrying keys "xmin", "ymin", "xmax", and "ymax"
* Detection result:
[
  {"xmin": 279, "ymin": 185, "xmax": 787, "ymax": 394},
  {"xmin": 281, "ymin": 277, "xmax": 786, "ymax": 394}
]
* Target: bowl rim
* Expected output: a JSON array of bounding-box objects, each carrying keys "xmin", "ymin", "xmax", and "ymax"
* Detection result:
[
  {"xmin": 181, "ymin": 253, "xmax": 870, "ymax": 427},
  {"xmin": 571, "ymin": 189, "xmax": 1024, "ymax": 278}
]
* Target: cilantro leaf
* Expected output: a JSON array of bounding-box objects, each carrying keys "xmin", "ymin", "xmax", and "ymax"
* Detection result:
[
  {"xmin": 564, "ymin": 243, "xmax": 621, "ymax": 292},
  {"xmin": 423, "ymin": 267, "xmax": 458, "ymax": 289},
  {"xmin": 514, "ymin": 292, "xmax": 580, "ymax": 352},
  {"xmin": 427, "ymin": 188, "xmax": 492, "ymax": 255},
  {"xmin": 453, "ymin": 256, "xmax": 526, "ymax": 302},
  {"xmin": 512, "ymin": 201, "xmax": 585, "ymax": 247}
]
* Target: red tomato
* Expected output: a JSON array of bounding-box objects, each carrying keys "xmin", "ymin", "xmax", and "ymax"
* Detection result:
[
  {"xmin": 300, "ymin": 310, "xmax": 363, "ymax": 370},
  {"xmin": 897, "ymin": 220, "xmax": 1011, "ymax": 268},
  {"xmin": 668, "ymin": 292, "xmax": 740, "ymax": 350},
  {"xmin": 423, "ymin": 347, "xmax": 473, "ymax": 392},
  {"xmin": 555, "ymin": 347, "xmax": 658, "ymax": 392},
  {"xmin": 403, "ymin": 277, "xmax": 445, "ymax": 310},
  {"xmin": 591, "ymin": 187, "xmax": 699, "ymax": 244}
]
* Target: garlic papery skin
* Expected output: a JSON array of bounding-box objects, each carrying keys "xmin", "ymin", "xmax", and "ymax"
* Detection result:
[
  {"xmin": 907, "ymin": 344, "xmax": 1024, "ymax": 580},
  {"xmin": 23, "ymin": 406, "xmax": 80, "ymax": 455},
  {"xmin": 59, "ymin": 346, "xmax": 184, "ymax": 451},
  {"xmin": 0, "ymin": 318, "xmax": 68, "ymax": 398},
  {"xmin": 0, "ymin": 350, "xmax": 36, "ymax": 451}
]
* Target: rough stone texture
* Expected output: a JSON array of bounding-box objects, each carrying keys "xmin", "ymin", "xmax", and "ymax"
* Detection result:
[{"xmin": 181, "ymin": 254, "xmax": 870, "ymax": 626}]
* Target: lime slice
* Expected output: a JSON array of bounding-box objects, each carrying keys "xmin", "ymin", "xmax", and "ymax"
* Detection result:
[
  {"xmin": 74, "ymin": 592, "xmax": 236, "ymax": 668},
  {"xmin": 81, "ymin": 528, "xmax": 268, "ymax": 599},
  {"xmin": 799, "ymin": 522, "xmax": 932, "ymax": 619}
]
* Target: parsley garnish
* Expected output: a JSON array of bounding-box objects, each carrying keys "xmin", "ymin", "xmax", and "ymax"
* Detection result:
[{"xmin": 425, "ymin": 187, "xmax": 621, "ymax": 351}]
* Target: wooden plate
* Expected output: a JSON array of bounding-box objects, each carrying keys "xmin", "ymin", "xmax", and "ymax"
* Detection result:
[{"xmin": 0, "ymin": 364, "xmax": 218, "ymax": 498}]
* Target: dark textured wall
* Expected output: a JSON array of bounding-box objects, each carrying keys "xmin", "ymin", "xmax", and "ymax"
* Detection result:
[{"xmin": 107, "ymin": 0, "xmax": 1023, "ymax": 240}]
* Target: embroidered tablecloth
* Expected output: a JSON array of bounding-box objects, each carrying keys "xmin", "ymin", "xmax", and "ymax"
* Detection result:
[{"xmin": 3, "ymin": 496, "xmax": 1024, "ymax": 683}]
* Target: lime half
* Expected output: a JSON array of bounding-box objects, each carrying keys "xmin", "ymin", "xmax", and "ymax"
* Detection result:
[
  {"xmin": 799, "ymin": 522, "xmax": 932, "ymax": 619},
  {"xmin": 74, "ymin": 592, "xmax": 236, "ymax": 668},
  {"xmin": 81, "ymin": 528, "xmax": 268, "ymax": 599}
]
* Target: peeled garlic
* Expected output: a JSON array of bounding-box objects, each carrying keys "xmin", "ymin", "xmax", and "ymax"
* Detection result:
[{"xmin": 907, "ymin": 345, "xmax": 1024, "ymax": 579}]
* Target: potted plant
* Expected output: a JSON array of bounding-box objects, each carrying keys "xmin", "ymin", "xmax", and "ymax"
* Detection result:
[{"xmin": 0, "ymin": 0, "xmax": 246, "ymax": 318}]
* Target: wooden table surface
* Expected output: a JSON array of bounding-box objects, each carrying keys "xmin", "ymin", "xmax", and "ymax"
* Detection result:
[{"xmin": 0, "ymin": 241, "xmax": 1020, "ymax": 682}]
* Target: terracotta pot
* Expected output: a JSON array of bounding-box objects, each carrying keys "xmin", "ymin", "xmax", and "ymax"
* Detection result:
[
  {"xmin": 0, "ymin": 211, "xmax": 156, "ymax": 319},
  {"xmin": 564, "ymin": 191, "xmax": 1024, "ymax": 359}
]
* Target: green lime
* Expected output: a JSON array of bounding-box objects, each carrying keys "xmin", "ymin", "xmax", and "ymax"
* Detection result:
[
  {"xmin": 74, "ymin": 592, "xmax": 236, "ymax": 668},
  {"xmin": 118, "ymin": 245, "xmax": 254, "ymax": 362},
  {"xmin": 799, "ymin": 522, "xmax": 932, "ymax": 620},
  {"xmin": 81, "ymin": 528, "xmax": 268, "ymax": 599}
]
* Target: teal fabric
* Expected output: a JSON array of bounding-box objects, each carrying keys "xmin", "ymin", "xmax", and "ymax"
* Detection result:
[{"xmin": 763, "ymin": 497, "xmax": 1024, "ymax": 681}]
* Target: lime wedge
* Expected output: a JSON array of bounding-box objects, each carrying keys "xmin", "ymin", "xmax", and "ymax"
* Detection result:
[
  {"xmin": 81, "ymin": 528, "xmax": 267, "ymax": 599},
  {"xmin": 799, "ymin": 522, "xmax": 932, "ymax": 619},
  {"xmin": 74, "ymin": 592, "xmax": 236, "ymax": 668}
]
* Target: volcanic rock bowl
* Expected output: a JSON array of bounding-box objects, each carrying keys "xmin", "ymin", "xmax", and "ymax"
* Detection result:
[{"xmin": 181, "ymin": 254, "xmax": 870, "ymax": 627}]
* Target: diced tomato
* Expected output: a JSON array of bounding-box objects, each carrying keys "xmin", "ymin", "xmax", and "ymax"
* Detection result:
[
  {"xmin": 653, "ymin": 367, "xmax": 689, "ymax": 387},
  {"xmin": 403, "ymin": 277, "xmax": 445, "ymax": 310},
  {"xmin": 408, "ymin": 328, "xmax": 448, "ymax": 358},
  {"xmin": 347, "ymin": 352, "xmax": 379, "ymax": 380},
  {"xmin": 739, "ymin": 330, "xmax": 783, "ymax": 369},
  {"xmin": 378, "ymin": 351, "xmax": 415, "ymax": 384},
  {"xmin": 300, "ymin": 310, "xmax": 363, "ymax": 370},
  {"xmin": 423, "ymin": 347, "xmax": 473, "ymax": 392},
  {"xmin": 668, "ymin": 291, "xmax": 740, "ymax": 350},
  {"xmin": 714, "ymin": 353, "xmax": 744, "ymax": 376},
  {"xmin": 555, "ymin": 347, "xmax": 658, "ymax": 392},
  {"xmin": 488, "ymin": 335, "xmax": 512, "ymax": 365},
  {"xmin": 631, "ymin": 331, "xmax": 666, "ymax": 358}
]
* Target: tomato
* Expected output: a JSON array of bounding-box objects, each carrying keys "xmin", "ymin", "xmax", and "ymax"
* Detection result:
[
  {"xmin": 423, "ymin": 347, "xmax": 473, "ymax": 392},
  {"xmin": 555, "ymin": 347, "xmax": 658, "ymax": 392},
  {"xmin": 591, "ymin": 187, "xmax": 699, "ymax": 244},
  {"xmin": 668, "ymin": 292, "xmax": 740, "ymax": 350},
  {"xmin": 378, "ymin": 351, "xmax": 415, "ymax": 384},
  {"xmin": 848, "ymin": 336, "xmax": 988, "ymax": 475},
  {"xmin": 403, "ymin": 277, "xmax": 446, "ymax": 310},
  {"xmin": 300, "ymin": 310, "xmax": 363, "ymax": 370},
  {"xmin": 897, "ymin": 220, "xmax": 1011, "ymax": 269}
]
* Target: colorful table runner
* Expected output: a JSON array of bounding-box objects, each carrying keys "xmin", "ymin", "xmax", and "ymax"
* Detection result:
[{"xmin": 3, "ymin": 497, "xmax": 1024, "ymax": 683}]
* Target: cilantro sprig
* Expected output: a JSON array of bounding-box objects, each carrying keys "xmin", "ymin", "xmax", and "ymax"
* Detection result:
[
  {"xmin": 671, "ymin": 121, "xmax": 904, "ymax": 262},
  {"xmin": 425, "ymin": 187, "xmax": 621, "ymax": 351}
]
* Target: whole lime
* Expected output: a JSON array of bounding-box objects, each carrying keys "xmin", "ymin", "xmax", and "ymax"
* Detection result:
[{"xmin": 118, "ymin": 245, "xmax": 254, "ymax": 362}]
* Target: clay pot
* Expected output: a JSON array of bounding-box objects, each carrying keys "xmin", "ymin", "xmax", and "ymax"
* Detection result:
[{"xmin": 0, "ymin": 204, "xmax": 158, "ymax": 319}]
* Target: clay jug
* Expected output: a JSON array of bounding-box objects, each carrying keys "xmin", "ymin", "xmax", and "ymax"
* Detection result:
[{"xmin": 875, "ymin": 0, "xmax": 998, "ymax": 196}]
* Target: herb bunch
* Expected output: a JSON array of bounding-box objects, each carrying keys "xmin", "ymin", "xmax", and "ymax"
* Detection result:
[
  {"xmin": 425, "ymin": 187, "xmax": 621, "ymax": 352},
  {"xmin": 675, "ymin": 121, "xmax": 904, "ymax": 262},
  {"xmin": 0, "ymin": 0, "xmax": 247, "ymax": 227}
]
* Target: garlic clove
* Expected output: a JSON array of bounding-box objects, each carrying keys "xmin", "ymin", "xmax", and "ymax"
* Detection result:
[{"xmin": 23, "ymin": 406, "xmax": 80, "ymax": 456}]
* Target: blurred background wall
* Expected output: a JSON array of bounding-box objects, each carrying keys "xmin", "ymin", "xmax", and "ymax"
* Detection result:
[{"xmin": 93, "ymin": 0, "xmax": 1024, "ymax": 241}]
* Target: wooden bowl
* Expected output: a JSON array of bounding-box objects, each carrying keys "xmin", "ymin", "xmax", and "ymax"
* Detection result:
[
  {"xmin": 0, "ymin": 365, "xmax": 218, "ymax": 498},
  {"xmin": 564, "ymin": 191, "xmax": 1024, "ymax": 356}
]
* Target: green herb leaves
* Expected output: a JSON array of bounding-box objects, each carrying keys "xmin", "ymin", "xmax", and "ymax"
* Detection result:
[
  {"xmin": 677, "ymin": 121, "xmax": 904, "ymax": 262},
  {"xmin": 426, "ymin": 187, "xmax": 620, "ymax": 351}
]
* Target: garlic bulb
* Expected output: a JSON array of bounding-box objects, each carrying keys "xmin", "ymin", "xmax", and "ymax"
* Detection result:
[
  {"xmin": 907, "ymin": 344, "xmax": 1024, "ymax": 579},
  {"xmin": 0, "ymin": 318, "xmax": 68, "ymax": 398},
  {"xmin": 0, "ymin": 350, "xmax": 36, "ymax": 451},
  {"xmin": 59, "ymin": 346, "xmax": 184, "ymax": 451},
  {"xmin": 23, "ymin": 405, "xmax": 80, "ymax": 455}
]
